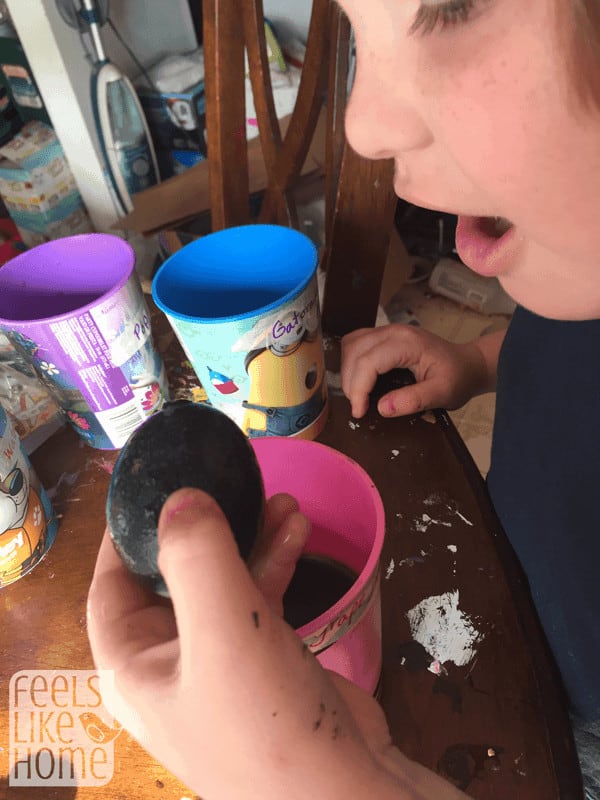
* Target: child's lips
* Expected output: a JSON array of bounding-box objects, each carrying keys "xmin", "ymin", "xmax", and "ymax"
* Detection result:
[{"xmin": 455, "ymin": 215, "xmax": 521, "ymax": 277}]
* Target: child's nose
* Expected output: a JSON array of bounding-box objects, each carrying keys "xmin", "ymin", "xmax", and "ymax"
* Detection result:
[{"xmin": 344, "ymin": 59, "xmax": 432, "ymax": 162}]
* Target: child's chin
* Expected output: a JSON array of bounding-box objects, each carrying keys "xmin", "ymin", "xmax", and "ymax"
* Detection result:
[{"xmin": 505, "ymin": 280, "xmax": 599, "ymax": 321}]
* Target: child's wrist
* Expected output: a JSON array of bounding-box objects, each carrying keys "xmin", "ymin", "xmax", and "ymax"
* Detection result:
[{"xmin": 465, "ymin": 330, "xmax": 506, "ymax": 395}]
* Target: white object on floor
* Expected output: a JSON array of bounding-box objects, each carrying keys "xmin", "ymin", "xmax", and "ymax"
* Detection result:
[{"xmin": 429, "ymin": 257, "xmax": 516, "ymax": 316}]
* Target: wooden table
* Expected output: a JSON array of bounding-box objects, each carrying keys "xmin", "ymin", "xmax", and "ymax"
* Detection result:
[{"xmin": 0, "ymin": 314, "xmax": 584, "ymax": 799}]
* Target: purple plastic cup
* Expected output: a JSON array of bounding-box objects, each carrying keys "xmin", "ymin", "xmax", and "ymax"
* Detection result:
[{"xmin": 0, "ymin": 234, "xmax": 168, "ymax": 449}]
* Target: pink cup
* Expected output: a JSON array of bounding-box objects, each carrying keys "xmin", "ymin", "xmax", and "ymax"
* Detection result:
[{"xmin": 251, "ymin": 438, "xmax": 385, "ymax": 694}]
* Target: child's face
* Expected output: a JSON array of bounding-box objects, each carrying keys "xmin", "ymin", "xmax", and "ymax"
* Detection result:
[{"xmin": 339, "ymin": 0, "xmax": 600, "ymax": 320}]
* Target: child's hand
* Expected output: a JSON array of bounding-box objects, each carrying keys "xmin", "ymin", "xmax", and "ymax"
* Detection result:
[
  {"xmin": 342, "ymin": 324, "xmax": 494, "ymax": 419},
  {"xmin": 87, "ymin": 488, "xmax": 467, "ymax": 800},
  {"xmin": 247, "ymin": 491, "xmax": 311, "ymax": 616}
]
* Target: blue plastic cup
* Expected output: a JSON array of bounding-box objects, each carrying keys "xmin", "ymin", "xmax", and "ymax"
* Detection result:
[{"xmin": 152, "ymin": 224, "xmax": 328, "ymax": 439}]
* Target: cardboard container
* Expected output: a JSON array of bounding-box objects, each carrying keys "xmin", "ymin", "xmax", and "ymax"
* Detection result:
[
  {"xmin": 114, "ymin": 110, "xmax": 327, "ymax": 236},
  {"xmin": 136, "ymin": 49, "xmax": 207, "ymax": 157},
  {"xmin": 0, "ymin": 37, "xmax": 51, "ymax": 127},
  {"xmin": 137, "ymin": 81, "xmax": 207, "ymax": 155},
  {"xmin": 0, "ymin": 84, "xmax": 22, "ymax": 148},
  {"xmin": 0, "ymin": 121, "xmax": 93, "ymax": 247}
]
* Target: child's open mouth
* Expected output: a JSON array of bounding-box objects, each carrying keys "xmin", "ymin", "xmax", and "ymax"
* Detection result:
[
  {"xmin": 483, "ymin": 216, "xmax": 514, "ymax": 239},
  {"xmin": 455, "ymin": 215, "xmax": 518, "ymax": 276}
]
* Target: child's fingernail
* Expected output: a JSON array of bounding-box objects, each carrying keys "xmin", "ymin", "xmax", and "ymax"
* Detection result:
[
  {"xmin": 379, "ymin": 398, "xmax": 394, "ymax": 417},
  {"xmin": 162, "ymin": 490, "xmax": 208, "ymax": 526}
]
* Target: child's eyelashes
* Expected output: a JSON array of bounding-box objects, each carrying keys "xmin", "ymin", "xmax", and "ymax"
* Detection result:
[{"xmin": 410, "ymin": 0, "xmax": 481, "ymax": 35}]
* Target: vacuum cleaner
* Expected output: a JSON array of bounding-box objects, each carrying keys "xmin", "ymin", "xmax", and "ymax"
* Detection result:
[{"xmin": 56, "ymin": 0, "xmax": 160, "ymax": 215}]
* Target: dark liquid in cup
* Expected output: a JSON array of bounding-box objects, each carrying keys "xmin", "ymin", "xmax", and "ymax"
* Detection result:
[{"xmin": 283, "ymin": 554, "xmax": 358, "ymax": 629}]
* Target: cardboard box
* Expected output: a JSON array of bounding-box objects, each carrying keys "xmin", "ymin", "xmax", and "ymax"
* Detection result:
[
  {"xmin": 155, "ymin": 146, "xmax": 205, "ymax": 181},
  {"xmin": 0, "ymin": 121, "xmax": 93, "ymax": 247},
  {"xmin": 114, "ymin": 111, "xmax": 327, "ymax": 236},
  {"xmin": 138, "ymin": 81, "xmax": 207, "ymax": 155},
  {"xmin": 137, "ymin": 49, "xmax": 207, "ymax": 156},
  {"xmin": 0, "ymin": 37, "xmax": 51, "ymax": 127},
  {"xmin": 0, "ymin": 84, "xmax": 22, "ymax": 147}
]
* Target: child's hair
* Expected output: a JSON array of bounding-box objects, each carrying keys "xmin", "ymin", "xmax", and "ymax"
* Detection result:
[{"xmin": 569, "ymin": 0, "xmax": 600, "ymax": 107}]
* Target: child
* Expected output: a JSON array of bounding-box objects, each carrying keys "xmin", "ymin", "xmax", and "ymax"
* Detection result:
[{"xmin": 87, "ymin": 0, "xmax": 600, "ymax": 797}]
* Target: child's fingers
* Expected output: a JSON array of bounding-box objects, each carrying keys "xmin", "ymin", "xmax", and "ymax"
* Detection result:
[
  {"xmin": 156, "ymin": 488, "xmax": 280, "ymax": 680},
  {"xmin": 340, "ymin": 329, "xmax": 381, "ymax": 408},
  {"xmin": 376, "ymin": 379, "xmax": 442, "ymax": 417},
  {"xmin": 248, "ymin": 492, "xmax": 299, "ymax": 584},
  {"xmin": 87, "ymin": 531, "xmax": 177, "ymax": 673},
  {"xmin": 249, "ymin": 506, "xmax": 311, "ymax": 615},
  {"xmin": 257, "ymin": 493, "xmax": 301, "ymax": 553},
  {"xmin": 341, "ymin": 327, "xmax": 420, "ymax": 417}
]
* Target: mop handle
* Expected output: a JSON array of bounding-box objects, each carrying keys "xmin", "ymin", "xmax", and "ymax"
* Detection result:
[{"xmin": 79, "ymin": 0, "xmax": 107, "ymax": 63}]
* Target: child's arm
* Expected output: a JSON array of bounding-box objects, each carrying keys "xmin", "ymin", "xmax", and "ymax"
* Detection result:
[
  {"xmin": 341, "ymin": 325, "xmax": 506, "ymax": 419},
  {"xmin": 469, "ymin": 329, "xmax": 505, "ymax": 393},
  {"xmin": 87, "ymin": 488, "xmax": 469, "ymax": 800}
]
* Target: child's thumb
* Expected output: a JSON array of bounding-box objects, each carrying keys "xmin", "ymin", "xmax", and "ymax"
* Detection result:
[{"xmin": 157, "ymin": 488, "xmax": 271, "ymax": 672}]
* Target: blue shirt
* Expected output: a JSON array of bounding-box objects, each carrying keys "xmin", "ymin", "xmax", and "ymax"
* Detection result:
[{"xmin": 487, "ymin": 306, "xmax": 600, "ymax": 721}]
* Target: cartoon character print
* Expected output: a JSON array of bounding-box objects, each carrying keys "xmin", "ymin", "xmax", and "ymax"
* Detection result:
[
  {"xmin": 240, "ymin": 294, "xmax": 328, "ymax": 439},
  {"xmin": 0, "ymin": 417, "xmax": 47, "ymax": 585},
  {"xmin": 3, "ymin": 330, "xmax": 101, "ymax": 441},
  {"xmin": 4, "ymin": 329, "xmax": 95, "ymax": 416},
  {"xmin": 5, "ymin": 330, "xmax": 39, "ymax": 361},
  {"xmin": 122, "ymin": 341, "xmax": 167, "ymax": 417},
  {"xmin": 166, "ymin": 98, "xmax": 196, "ymax": 131},
  {"xmin": 242, "ymin": 331, "xmax": 327, "ymax": 438}
]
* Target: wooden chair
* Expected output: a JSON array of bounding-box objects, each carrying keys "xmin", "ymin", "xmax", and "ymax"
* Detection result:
[{"xmin": 201, "ymin": 0, "xmax": 397, "ymax": 335}]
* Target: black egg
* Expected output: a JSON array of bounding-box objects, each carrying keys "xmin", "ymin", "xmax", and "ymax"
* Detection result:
[{"xmin": 106, "ymin": 400, "xmax": 265, "ymax": 595}]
